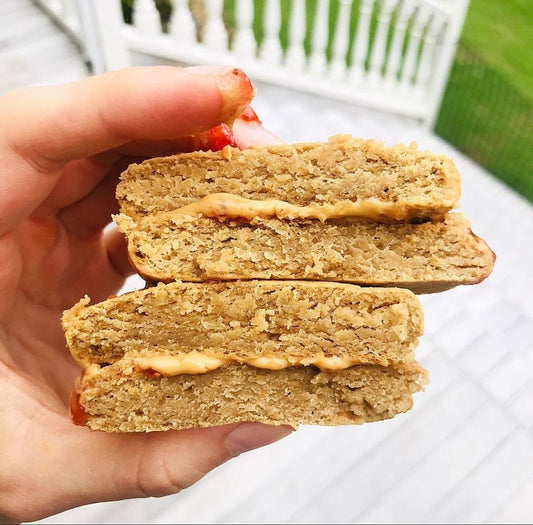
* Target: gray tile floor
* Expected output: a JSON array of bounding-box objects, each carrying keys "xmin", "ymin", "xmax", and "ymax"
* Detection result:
[{"xmin": 3, "ymin": 1, "xmax": 532, "ymax": 523}]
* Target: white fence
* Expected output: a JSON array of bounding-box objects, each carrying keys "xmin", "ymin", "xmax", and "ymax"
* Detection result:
[{"xmin": 33, "ymin": 0, "xmax": 469, "ymax": 127}]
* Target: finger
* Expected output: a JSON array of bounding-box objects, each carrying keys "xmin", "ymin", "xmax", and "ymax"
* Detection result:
[
  {"xmin": 232, "ymin": 109, "xmax": 284, "ymax": 148},
  {"xmin": 5, "ymin": 416, "xmax": 292, "ymax": 522},
  {"xmin": 112, "ymin": 138, "xmax": 194, "ymax": 157},
  {"xmin": 108, "ymin": 423, "xmax": 292, "ymax": 498},
  {"xmin": 43, "ymin": 152, "xmax": 121, "ymax": 211},
  {"xmin": 0, "ymin": 234, "xmax": 21, "ymax": 322},
  {"xmin": 0, "ymin": 65, "xmax": 255, "ymax": 234},
  {"xmin": 77, "ymin": 423, "xmax": 292, "ymax": 504},
  {"xmin": 104, "ymin": 225, "xmax": 135, "ymax": 281}
]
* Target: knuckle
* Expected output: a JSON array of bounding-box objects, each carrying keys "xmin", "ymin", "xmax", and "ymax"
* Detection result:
[{"xmin": 134, "ymin": 452, "xmax": 185, "ymax": 498}]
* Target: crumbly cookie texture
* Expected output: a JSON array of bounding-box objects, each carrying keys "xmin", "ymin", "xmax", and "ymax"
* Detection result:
[
  {"xmin": 73, "ymin": 360, "xmax": 428, "ymax": 432},
  {"xmin": 116, "ymin": 212, "xmax": 494, "ymax": 293},
  {"xmin": 117, "ymin": 135, "xmax": 461, "ymax": 222},
  {"xmin": 62, "ymin": 280, "xmax": 424, "ymax": 369}
]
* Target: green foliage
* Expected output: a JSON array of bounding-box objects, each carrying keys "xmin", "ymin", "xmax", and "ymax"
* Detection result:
[
  {"xmin": 121, "ymin": 0, "xmax": 173, "ymax": 30},
  {"xmin": 121, "ymin": 0, "xmax": 135, "ymax": 24},
  {"xmin": 461, "ymin": 0, "xmax": 533, "ymax": 100}
]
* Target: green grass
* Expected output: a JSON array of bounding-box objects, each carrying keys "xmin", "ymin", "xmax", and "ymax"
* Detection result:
[
  {"xmin": 460, "ymin": 0, "xmax": 533, "ymax": 100},
  {"xmin": 435, "ymin": 0, "xmax": 533, "ymax": 202},
  {"xmin": 436, "ymin": 46, "xmax": 533, "ymax": 201}
]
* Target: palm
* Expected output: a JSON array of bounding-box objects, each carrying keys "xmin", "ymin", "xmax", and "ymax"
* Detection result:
[{"xmin": 0, "ymin": 153, "xmax": 131, "ymax": 414}]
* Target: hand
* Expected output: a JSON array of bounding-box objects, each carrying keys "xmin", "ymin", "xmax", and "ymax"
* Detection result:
[{"xmin": 0, "ymin": 66, "xmax": 291, "ymax": 523}]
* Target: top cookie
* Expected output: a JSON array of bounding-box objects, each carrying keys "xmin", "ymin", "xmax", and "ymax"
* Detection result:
[{"xmin": 117, "ymin": 135, "xmax": 461, "ymax": 223}]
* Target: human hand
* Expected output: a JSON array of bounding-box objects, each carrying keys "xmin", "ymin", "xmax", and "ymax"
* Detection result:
[{"xmin": 0, "ymin": 66, "xmax": 291, "ymax": 523}]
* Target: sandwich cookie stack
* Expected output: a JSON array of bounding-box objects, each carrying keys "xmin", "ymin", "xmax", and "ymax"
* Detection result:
[{"xmin": 63, "ymin": 135, "xmax": 494, "ymax": 432}]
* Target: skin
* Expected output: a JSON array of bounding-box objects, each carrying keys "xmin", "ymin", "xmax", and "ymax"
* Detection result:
[{"xmin": 0, "ymin": 65, "xmax": 291, "ymax": 523}]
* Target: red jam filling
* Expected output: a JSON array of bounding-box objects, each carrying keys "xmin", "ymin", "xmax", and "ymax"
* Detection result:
[
  {"xmin": 141, "ymin": 368, "xmax": 163, "ymax": 379},
  {"xmin": 238, "ymin": 105, "xmax": 262, "ymax": 124},
  {"xmin": 70, "ymin": 389, "xmax": 88, "ymax": 426},
  {"xmin": 192, "ymin": 105, "xmax": 261, "ymax": 151},
  {"xmin": 204, "ymin": 123, "xmax": 239, "ymax": 150}
]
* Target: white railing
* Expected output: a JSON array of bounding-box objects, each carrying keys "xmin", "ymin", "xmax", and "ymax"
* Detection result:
[{"xmin": 32, "ymin": 0, "xmax": 470, "ymax": 128}]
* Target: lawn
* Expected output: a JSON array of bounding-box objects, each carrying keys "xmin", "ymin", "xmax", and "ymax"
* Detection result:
[
  {"xmin": 459, "ymin": 0, "xmax": 532, "ymax": 99},
  {"xmin": 435, "ymin": 0, "xmax": 533, "ymax": 202}
]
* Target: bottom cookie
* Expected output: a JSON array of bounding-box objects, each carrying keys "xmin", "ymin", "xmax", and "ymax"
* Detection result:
[{"xmin": 72, "ymin": 360, "xmax": 428, "ymax": 432}]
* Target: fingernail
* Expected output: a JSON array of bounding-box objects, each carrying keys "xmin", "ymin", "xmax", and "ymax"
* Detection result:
[
  {"xmin": 226, "ymin": 423, "xmax": 294, "ymax": 458},
  {"xmin": 216, "ymin": 68, "xmax": 256, "ymax": 124},
  {"xmin": 184, "ymin": 66, "xmax": 256, "ymax": 124}
]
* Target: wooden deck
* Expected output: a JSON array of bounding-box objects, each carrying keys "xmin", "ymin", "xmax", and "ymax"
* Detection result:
[{"xmin": 3, "ymin": 1, "xmax": 532, "ymax": 523}]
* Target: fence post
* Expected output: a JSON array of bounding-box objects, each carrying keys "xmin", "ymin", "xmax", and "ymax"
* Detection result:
[
  {"xmin": 399, "ymin": 5, "xmax": 431, "ymax": 95},
  {"xmin": 425, "ymin": 0, "xmax": 470, "ymax": 129},
  {"xmin": 415, "ymin": 10, "xmax": 447, "ymax": 99},
  {"xmin": 234, "ymin": 0, "xmax": 256, "ymax": 58},
  {"xmin": 77, "ymin": 0, "xmax": 130, "ymax": 74},
  {"xmin": 330, "ymin": 0, "xmax": 353, "ymax": 79},
  {"xmin": 60, "ymin": 0, "xmax": 81, "ymax": 33},
  {"xmin": 349, "ymin": 0, "xmax": 375, "ymax": 83},
  {"xmin": 308, "ymin": 0, "xmax": 330, "ymax": 75},
  {"xmin": 133, "ymin": 0, "xmax": 161, "ymax": 35},
  {"xmin": 384, "ymin": 0, "xmax": 416, "ymax": 90},
  {"xmin": 203, "ymin": 0, "xmax": 228, "ymax": 51},
  {"xmin": 259, "ymin": 0, "xmax": 283, "ymax": 64},
  {"xmin": 285, "ymin": 0, "xmax": 307, "ymax": 71},
  {"xmin": 169, "ymin": 0, "xmax": 197, "ymax": 45},
  {"xmin": 367, "ymin": 0, "xmax": 397, "ymax": 86}
]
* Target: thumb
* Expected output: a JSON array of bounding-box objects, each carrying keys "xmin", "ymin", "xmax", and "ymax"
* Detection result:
[
  {"xmin": 3, "ymin": 413, "xmax": 292, "ymax": 522},
  {"xmin": 79, "ymin": 423, "xmax": 292, "ymax": 499}
]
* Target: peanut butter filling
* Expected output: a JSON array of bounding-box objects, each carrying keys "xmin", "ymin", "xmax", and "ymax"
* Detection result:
[
  {"xmin": 172, "ymin": 193, "xmax": 418, "ymax": 223},
  {"xmin": 136, "ymin": 352, "xmax": 227, "ymax": 375},
  {"xmin": 75, "ymin": 352, "xmax": 365, "ymax": 395},
  {"xmin": 76, "ymin": 352, "xmax": 365, "ymax": 391},
  {"xmin": 132, "ymin": 351, "xmax": 363, "ymax": 376}
]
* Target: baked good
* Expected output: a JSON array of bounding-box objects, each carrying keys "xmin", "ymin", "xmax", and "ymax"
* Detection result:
[
  {"xmin": 115, "ymin": 135, "xmax": 493, "ymax": 292},
  {"xmin": 116, "ymin": 211, "xmax": 493, "ymax": 293},
  {"xmin": 63, "ymin": 134, "xmax": 494, "ymax": 432},
  {"xmin": 64, "ymin": 280, "xmax": 424, "ymax": 367},
  {"xmin": 71, "ymin": 361, "xmax": 427, "ymax": 432},
  {"xmin": 63, "ymin": 281, "xmax": 427, "ymax": 431},
  {"xmin": 116, "ymin": 135, "xmax": 461, "ymax": 222}
]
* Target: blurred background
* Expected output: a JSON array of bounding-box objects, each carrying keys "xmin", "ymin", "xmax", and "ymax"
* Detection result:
[{"xmin": 2, "ymin": 0, "xmax": 532, "ymax": 523}]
